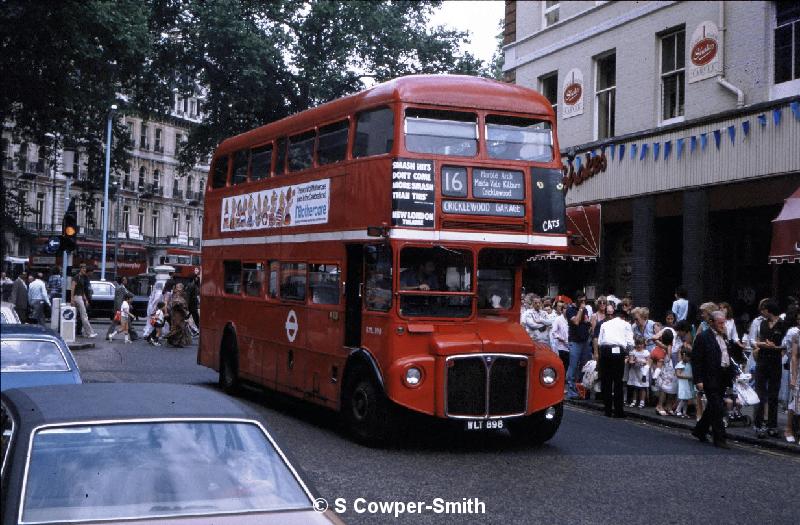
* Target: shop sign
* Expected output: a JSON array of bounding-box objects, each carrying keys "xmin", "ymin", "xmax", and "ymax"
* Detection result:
[
  {"xmin": 221, "ymin": 179, "xmax": 330, "ymax": 232},
  {"xmin": 561, "ymin": 151, "xmax": 607, "ymax": 190},
  {"xmin": 688, "ymin": 21, "xmax": 722, "ymax": 83},
  {"xmin": 562, "ymin": 68, "xmax": 584, "ymax": 119}
]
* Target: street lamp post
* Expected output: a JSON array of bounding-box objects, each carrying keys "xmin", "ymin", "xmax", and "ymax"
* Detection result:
[
  {"xmin": 100, "ymin": 104, "xmax": 117, "ymax": 281},
  {"xmin": 112, "ymin": 181, "xmax": 121, "ymax": 282}
]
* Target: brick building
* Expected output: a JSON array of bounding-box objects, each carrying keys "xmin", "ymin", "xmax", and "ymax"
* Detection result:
[{"xmin": 504, "ymin": 0, "xmax": 799, "ymax": 322}]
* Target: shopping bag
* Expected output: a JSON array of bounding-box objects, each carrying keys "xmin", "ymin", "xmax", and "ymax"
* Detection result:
[{"xmin": 734, "ymin": 382, "xmax": 759, "ymax": 406}]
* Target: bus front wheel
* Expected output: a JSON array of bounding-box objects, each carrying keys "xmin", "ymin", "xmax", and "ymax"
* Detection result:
[
  {"xmin": 343, "ymin": 375, "xmax": 394, "ymax": 446},
  {"xmin": 508, "ymin": 403, "xmax": 563, "ymax": 446}
]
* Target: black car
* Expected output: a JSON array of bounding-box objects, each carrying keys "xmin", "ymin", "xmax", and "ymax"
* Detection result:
[{"xmin": 0, "ymin": 384, "xmax": 341, "ymax": 525}]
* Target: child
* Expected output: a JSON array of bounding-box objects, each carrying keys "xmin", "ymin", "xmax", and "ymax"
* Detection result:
[
  {"xmin": 653, "ymin": 329, "xmax": 678, "ymax": 415},
  {"xmin": 108, "ymin": 292, "xmax": 134, "ymax": 344},
  {"xmin": 146, "ymin": 301, "xmax": 166, "ymax": 346},
  {"xmin": 627, "ymin": 336, "xmax": 650, "ymax": 408},
  {"xmin": 674, "ymin": 349, "xmax": 695, "ymax": 418}
]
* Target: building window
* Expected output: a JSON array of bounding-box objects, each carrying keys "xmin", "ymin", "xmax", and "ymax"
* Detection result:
[
  {"xmin": 190, "ymin": 100, "xmax": 197, "ymax": 117},
  {"xmin": 660, "ymin": 29, "xmax": 685, "ymax": 122},
  {"xmin": 185, "ymin": 214, "xmax": 192, "ymax": 237},
  {"xmin": 153, "ymin": 169, "xmax": 160, "ymax": 190},
  {"xmin": 138, "ymin": 166, "xmax": 146, "ymax": 189},
  {"xmin": 595, "ymin": 52, "xmax": 616, "ymax": 139},
  {"xmin": 151, "ymin": 211, "xmax": 159, "ymax": 237},
  {"xmin": 543, "ymin": 1, "xmax": 559, "ymax": 28},
  {"xmin": 175, "ymin": 133, "xmax": 183, "ymax": 154},
  {"xmin": 538, "ymin": 72, "xmax": 558, "ymax": 115},
  {"xmin": 172, "ymin": 212, "xmax": 180, "ymax": 236},
  {"xmin": 775, "ymin": 3, "xmax": 800, "ymax": 83},
  {"xmin": 36, "ymin": 193, "xmax": 45, "ymax": 229},
  {"xmin": 122, "ymin": 206, "xmax": 130, "ymax": 231},
  {"xmin": 183, "ymin": 98, "xmax": 189, "ymax": 114},
  {"xmin": 140, "ymin": 123, "xmax": 148, "ymax": 150},
  {"xmin": 137, "ymin": 207, "xmax": 145, "ymax": 229},
  {"xmin": 154, "ymin": 129, "xmax": 162, "ymax": 152},
  {"xmin": 186, "ymin": 175, "xmax": 193, "ymax": 195}
]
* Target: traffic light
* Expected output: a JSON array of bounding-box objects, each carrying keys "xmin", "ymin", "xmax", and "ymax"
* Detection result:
[{"xmin": 60, "ymin": 198, "xmax": 78, "ymax": 253}]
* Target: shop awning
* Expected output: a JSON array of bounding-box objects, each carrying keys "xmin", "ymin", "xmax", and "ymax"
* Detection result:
[
  {"xmin": 769, "ymin": 186, "xmax": 800, "ymax": 264},
  {"xmin": 531, "ymin": 204, "xmax": 601, "ymax": 262}
]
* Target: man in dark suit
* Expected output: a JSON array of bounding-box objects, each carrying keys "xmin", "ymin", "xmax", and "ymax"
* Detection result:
[
  {"xmin": 691, "ymin": 310, "xmax": 734, "ymax": 449},
  {"xmin": 9, "ymin": 272, "xmax": 29, "ymax": 323}
]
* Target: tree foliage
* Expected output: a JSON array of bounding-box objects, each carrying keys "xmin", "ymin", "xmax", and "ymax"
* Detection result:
[{"xmin": 1, "ymin": 0, "xmax": 489, "ymax": 182}]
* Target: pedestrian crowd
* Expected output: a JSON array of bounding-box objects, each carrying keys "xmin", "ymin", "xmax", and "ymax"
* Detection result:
[
  {"xmin": 1, "ymin": 266, "xmax": 201, "ymax": 350},
  {"xmin": 520, "ymin": 286, "xmax": 800, "ymax": 448}
]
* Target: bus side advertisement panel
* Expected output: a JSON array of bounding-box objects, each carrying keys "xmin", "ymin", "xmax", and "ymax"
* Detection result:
[{"xmin": 220, "ymin": 179, "xmax": 331, "ymax": 232}]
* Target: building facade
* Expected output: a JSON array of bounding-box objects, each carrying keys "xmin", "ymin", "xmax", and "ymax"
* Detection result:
[
  {"xmin": 2, "ymin": 92, "xmax": 209, "ymax": 283},
  {"xmin": 504, "ymin": 0, "xmax": 799, "ymax": 321}
]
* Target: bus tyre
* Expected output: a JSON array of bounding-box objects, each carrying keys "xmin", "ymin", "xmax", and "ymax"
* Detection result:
[
  {"xmin": 219, "ymin": 348, "xmax": 241, "ymax": 395},
  {"xmin": 343, "ymin": 375, "xmax": 394, "ymax": 446},
  {"xmin": 508, "ymin": 403, "xmax": 563, "ymax": 446}
]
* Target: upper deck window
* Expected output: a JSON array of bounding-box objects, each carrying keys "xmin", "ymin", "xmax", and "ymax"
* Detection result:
[
  {"xmin": 211, "ymin": 156, "xmax": 229, "ymax": 188},
  {"xmin": 404, "ymin": 109, "xmax": 477, "ymax": 157},
  {"xmin": 317, "ymin": 121, "xmax": 349, "ymax": 165},
  {"xmin": 275, "ymin": 138, "xmax": 287, "ymax": 175},
  {"xmin": 485, "ymin": 115, "xmax": 553, "ymax": 162},
  {"xmin": 354, "ymin": 107, "xmax": 394, "ymax": 158},
  {"xmin": 250, "ymin": 144, "xmax": 272, "ymax": 181},
  {"xmin": 231, "ymin": 150, "xmax": 249, "ymax": 185},
  {"xmin": 288, "ymin": 131, "xmax": 316, "ymax": 172}
]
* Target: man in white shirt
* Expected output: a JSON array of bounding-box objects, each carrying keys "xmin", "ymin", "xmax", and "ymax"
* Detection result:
[
  {"xmin": 27, "ymin": 273, "xmax": 51, "ymax": 326},
  {"xmin": 521, "ymin": 295, "xmax": 553, "ymax": 348},
  {"xmin": 549, "ymin": 301, "xmax": 570, "ymax": 374},
  {"xmin": 672, "ymin": 286, "xmax": 689, "ymax": 322},
  {"xmin": 597, "ymin": 304, "xmax": 634, "ymax": 417}
]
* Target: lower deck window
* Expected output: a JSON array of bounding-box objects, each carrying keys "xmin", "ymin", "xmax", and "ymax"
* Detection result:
[
  {"xmin": 309, "ymin": 264, "xmax": 340, "ymax": 304},
  {"xmin": 243, "ymin": 263, "xmax": 264, "ymax": 297},
  {"xmin": 223, "ymin": 261, "xmax": 242, "ymax": 295},
  {"xmin": 280, "ymin": 263, "xmax": 307, "ymax": 301}
]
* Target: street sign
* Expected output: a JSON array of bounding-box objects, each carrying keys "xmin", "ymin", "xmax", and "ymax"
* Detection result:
[{"xmin": 45, "ymin": 237, "xmax": 61, "ymax": 254}]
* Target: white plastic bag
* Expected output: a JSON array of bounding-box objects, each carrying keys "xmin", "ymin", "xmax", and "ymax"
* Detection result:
[
  {"xmin": 582, "ymin": 360, "xmax": 598, "ymax": 391},
  {"xmin": 734, "ymin": 381, "xmax": 760, "ymax": 406}
]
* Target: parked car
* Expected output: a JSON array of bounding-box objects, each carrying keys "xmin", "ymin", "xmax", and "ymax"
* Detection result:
[
  {"xmin": 86, "ymin": 280, "xmax": 148, "ymax": 319},
  {"xmin": 0, "ymin": 383, "xmax": 341, "ymax": 525},
  {"xmin": 0, "ymin": 301, "xmax": 20, "ymax": 325},
  {"xmin": 0, "ymin": 324, "xmax": 82, "ymax": 391}
]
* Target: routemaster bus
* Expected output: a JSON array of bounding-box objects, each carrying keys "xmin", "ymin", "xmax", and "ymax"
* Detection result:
[{"xmin": 199, "ymin": 75, "xmax": 569, "ymax": 445}]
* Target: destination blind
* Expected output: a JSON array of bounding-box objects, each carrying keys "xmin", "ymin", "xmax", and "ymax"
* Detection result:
[{"xmin": 392, "ymin": 158, "xmax": 435, "ymax": 228}]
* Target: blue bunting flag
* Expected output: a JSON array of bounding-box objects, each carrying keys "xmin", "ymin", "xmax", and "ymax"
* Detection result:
[
  {"xmin": 653, "ymin": 142, "xmax": 660, "ymax": 161},
  {"xmin": 700, "ymin": 133, "xmax": 707, "ymax": 151},
  {"xmin": 757, "ymin": 114, "xmax": 767, "ymax": 128},
  {"xmin": 773, "ymin": 108, "xmax": 782, "ymax": 126},
  {"xmin": 664, "ymin": 140, "xmax": 671, "ymax": 160},
  {"xmin": 639, "ymin": 143, "xmax": 648, "ymax": 161},
  {"xmin": 727, "ymin": 125, "xmax": 735, "ymax": 145},
  {"xmin": 742, "ymin": 120, "xmax": 750, "ymax": 137},
  {"xmin": 677, "ymin": 138, "xmax": 685, "ymax": 159}
]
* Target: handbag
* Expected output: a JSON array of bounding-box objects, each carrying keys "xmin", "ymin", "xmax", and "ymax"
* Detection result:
[{"xmin": 113, "ymin": 310, "xmax": 121, "ymax": 322}]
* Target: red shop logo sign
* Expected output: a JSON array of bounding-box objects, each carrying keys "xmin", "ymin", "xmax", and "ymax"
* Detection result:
[
  {"xmin": 691, "ymin": 38, "xmax": 717, "ymax": 66},
  {"xmin": 563, "ymin": 83, "xmax": 582, "ymax": 105}
]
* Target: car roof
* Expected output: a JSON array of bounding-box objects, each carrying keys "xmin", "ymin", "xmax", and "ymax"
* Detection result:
[
  {"xmin": 0, "ymin": 324, "xmax": 60, "ymax": 339},
  {"xmin": 1, "ymin": 384, "xmax": 254, "ymax": 430}
]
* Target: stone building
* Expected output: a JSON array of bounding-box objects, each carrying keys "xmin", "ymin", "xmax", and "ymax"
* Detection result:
[
  {"xmin": 504, "ymin": 0, "xmax": 800, "ymax": 321},
  {"xmin": 1, "ymin": 91, "xmax": 209, "ymax": 284}
]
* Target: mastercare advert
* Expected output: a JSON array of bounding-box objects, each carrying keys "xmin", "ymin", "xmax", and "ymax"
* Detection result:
[{"xmin": 221, "ymin": 179, "xmax": 330, "ymax": 232}]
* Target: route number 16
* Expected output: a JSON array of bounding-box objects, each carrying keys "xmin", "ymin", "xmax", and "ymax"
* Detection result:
[{"xmin": 442, "ymin": 167, "xmax": 467, "ymax": 197}]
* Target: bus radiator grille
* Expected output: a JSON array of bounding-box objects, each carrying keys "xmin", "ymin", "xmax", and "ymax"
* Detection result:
[{"xmin": 445, "ymin": 355, "xmax": 528, "ymax": 418}]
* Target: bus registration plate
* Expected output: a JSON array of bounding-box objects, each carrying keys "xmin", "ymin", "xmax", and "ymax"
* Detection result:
[{"xmin": 465, "ymin": 419, "xmax": 504, "ymax": 431}]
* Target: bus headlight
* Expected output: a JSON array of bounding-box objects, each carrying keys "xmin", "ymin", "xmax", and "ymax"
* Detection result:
[
  {"xmin": 540, "ymin": 367, "xmax": 557, "ymax": 386},
  {"xmin": 404, "ymin": 367, "xmax": 422, "ymax": 387}
]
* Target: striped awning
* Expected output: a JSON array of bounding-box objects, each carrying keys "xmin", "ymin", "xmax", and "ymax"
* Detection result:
[{"xmin": 769, "ymin": 186, "xmax": 800, "ymax": 264}]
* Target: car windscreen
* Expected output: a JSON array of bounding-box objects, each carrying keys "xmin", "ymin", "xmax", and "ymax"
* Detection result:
[
  {"xmin": 485, "ymin": 115, "xmax": 553, "ymax": 162},
  {"xmin": 404, "ymin": 109, "xmax": 477, "ymax": 156},
  {"xmin": 22, "ymin": 421, "xmax": 312, "ymax": 523},
  {"xmin": 1, "ymin": 340, "xmax": 69, "ymax": 372},
  {"xmin": 90, "ymin": 282, "xmax": 114, "ymax": 296}
]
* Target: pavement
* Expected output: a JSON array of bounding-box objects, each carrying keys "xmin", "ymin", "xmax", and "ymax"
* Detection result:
[{"xmin": 565, "ymin": 397, "xmax": 799, "ymax": 455}]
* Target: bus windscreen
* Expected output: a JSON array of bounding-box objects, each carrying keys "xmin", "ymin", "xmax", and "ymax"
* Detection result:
[{"xmin": 486, "ymin": 115, "xmax": 553, "ymax": 162}]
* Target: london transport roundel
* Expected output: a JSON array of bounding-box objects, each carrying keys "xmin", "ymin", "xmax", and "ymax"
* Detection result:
[{"xmin": 285, "ymin": 310, "xmax": 298, "ymax": 342}]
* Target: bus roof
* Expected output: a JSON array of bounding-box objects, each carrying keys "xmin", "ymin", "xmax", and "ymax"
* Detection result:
[{"xmin": 216, "ymin": 75, "xmax": 554, "ymax": 156}]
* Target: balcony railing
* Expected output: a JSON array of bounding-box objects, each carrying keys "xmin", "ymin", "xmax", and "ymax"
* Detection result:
[
  {"xmin": 187, "ymin": 191, "xmax": 203, "ymax": 203},
  {"xmin": 172, "ymin": 188, "xmax": 184, "ymax": 200}
]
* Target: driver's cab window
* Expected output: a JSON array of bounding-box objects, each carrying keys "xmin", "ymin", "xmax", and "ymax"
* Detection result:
[
  {"xmin": 477, "ymin": 250, "xmax": 515, "ymax": 310},
  {"xmin": 398, "ymin": 246, "xmax": 473, "ymax": 318}
]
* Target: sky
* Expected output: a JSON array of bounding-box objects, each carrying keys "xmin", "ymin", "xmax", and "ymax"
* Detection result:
[{"xmin": 429, "ymin": 1, "xmax": 505, "ymax": 64}]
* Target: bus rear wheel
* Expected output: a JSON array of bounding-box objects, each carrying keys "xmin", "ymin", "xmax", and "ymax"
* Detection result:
[
  {"xmin": 343, "ymin": 375, "xmax": 394, "ymax": 446},
  {"xmin": 219, "ymin": 343, "xmax": 241, "ymax": 396},
  {"xmin": 507, "ymin": 403, "xmax": 563, "ymax": 446}
]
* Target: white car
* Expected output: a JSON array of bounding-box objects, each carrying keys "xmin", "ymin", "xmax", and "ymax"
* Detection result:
[{"xmin": 1, "ymin": 301, "xmax": 21, "ymax": 324}]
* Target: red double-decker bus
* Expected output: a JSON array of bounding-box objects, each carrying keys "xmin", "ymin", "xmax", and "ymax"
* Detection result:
[
  {"xmin": 199, "ymin": 75, "xmax": 569, "ymax": 445},
  {"xmin": 29, "ymin": 238, "xmax": 147, "ymax": 278},
  {"xmin": 158, "ymin": 248, "xmax": 201, "ymax": 279}
]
